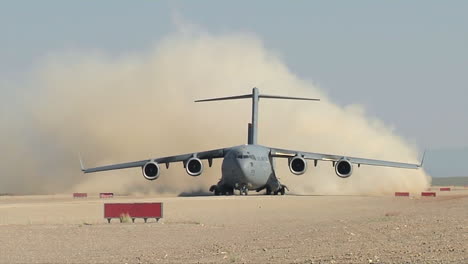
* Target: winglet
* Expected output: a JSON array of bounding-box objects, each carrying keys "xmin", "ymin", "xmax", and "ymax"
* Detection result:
[
  {"xmin": 419, "ymin": 150, "xmax": 426, "ymax": 168},
  {"xmin": 79, "ymin": 153, "xmax": 86, "ymax": 172}
]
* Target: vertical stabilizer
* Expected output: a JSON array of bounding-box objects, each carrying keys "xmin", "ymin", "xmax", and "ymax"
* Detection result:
[
  {"xmin": 251, "ymin": 87, "xmax": 259, "ymax": 144},
  {"xmin": 247, "ymin": 123, "xmax": 253, "ymax": 145}
]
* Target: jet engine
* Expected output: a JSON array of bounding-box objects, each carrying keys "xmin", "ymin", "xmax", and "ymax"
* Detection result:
[
  {"xmin": 335, "ymin": 158, "xmax": 353, "ymax": 178},
  {"xmin": 289, "ymin": 156, "xmax": 307, "ymax": 175},
  {"xmin": 142, "ymin": 161, "xmax": 160, "ymax": 180},
  {"xmin": 186, "ymin": 157, "xmax": 203, "ymax": 176}
]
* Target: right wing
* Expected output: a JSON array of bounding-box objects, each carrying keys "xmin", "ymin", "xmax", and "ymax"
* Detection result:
[
  {"xmin": 270, "ymin": 147, "xmax": 423, "ymax": 169},
  {"xmin": 80, "ymin": 148, "xmax": 226, "ymax": 173}
]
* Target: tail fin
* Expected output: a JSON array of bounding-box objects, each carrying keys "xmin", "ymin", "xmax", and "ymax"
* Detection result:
[
  {"xmin": 195, "ymin": 87, "xmax": 319, "ymax": 145},
  {"xmin": 247, "ymin": 123, "xmax": 253, "ymax": 145}
]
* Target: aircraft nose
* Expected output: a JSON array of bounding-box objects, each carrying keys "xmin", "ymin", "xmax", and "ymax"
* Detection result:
[
  {"xmin": 235, "ymin": 158, "xmax": 249, "ymax": 172},
  {"xmin": 236, "ymin": 159, "xmax": 265, "ymax": 187},
  {"xmin": 232, "ymin": 158, "xmax": 250, "ymax": 179}
]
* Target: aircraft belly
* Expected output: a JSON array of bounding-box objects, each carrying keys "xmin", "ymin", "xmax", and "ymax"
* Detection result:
[
  {"xmin": 221, "ymin": 158, "xmax": 270, "ymax": 189},
  {"xmin": 246, "ymin": 162, "xmax": 270, "ymax": 188}
]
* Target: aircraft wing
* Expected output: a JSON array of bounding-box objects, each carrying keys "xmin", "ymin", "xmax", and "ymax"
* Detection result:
[
  {"xmin": 81, "ymin": 148, "xmax": 226, "ymax": 173},
  {"xmin": 269, "ymin": 147, "xmax": 424, "ymax": 169}
]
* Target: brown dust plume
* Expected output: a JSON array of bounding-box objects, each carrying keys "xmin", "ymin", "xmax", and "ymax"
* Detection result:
[{"xmin": 0, "ymin": 31, "xmax": 430, "ymax": 195}]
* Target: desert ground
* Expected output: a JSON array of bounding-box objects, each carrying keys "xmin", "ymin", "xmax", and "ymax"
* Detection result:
[{"xmin": 0, "ymin": 187, "xmax": 467, "ymax": 264}]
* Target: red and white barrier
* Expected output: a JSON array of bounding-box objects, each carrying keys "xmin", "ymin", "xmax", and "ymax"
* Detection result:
[
  {"xmin": 421, "ymin": 192, "xmax": 436, "ymax": 197},
  {"xmin": 100, "ymin": 193, "xmax": 114, "ymax": 198},
  {"xmin": 73, "ymin": 193, "xmax": 87, "ymax": 198},
  {"xmin": 439, "ymin": 187, "xmax": 451, "ymax": 191},
  {"xmin": 104, "ymin": 203, "xmax": 163, "ymax": 223},
  {"xmin": 395, "ymin": 192, "xmax": 410, "ymax": 197}
]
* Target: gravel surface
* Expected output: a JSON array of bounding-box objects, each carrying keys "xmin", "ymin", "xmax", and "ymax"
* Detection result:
[{"xmin": 0, "ymin": 188, "xmax": 467, "ymax": 263}]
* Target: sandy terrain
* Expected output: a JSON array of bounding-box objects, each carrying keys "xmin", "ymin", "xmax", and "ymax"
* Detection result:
[{"xmin": 0, "ymin": 187, "xmax": 467, "ymax": 264}]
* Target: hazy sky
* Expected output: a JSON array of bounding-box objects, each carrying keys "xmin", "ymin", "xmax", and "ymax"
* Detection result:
[{"xmin": 1, "ymin": 1, "xmax": 467, "ymax": 149}]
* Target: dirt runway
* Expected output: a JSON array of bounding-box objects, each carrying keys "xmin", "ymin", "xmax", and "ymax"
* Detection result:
[{"xmin": 0, "ymin": 188, "xmax": 467, "ymax": 263}]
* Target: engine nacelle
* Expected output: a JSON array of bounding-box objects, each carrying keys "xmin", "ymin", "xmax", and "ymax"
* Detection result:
[
  {"xmin": 289, "ymin": 156, "xmax": 307, "ymax": 175},
  {"xmin": 335, "ymin": 158, "xmax": 353, "ymax": 178},
  {"xmin": 186, "ymin": 157, "xmax": 203, "ymax": 176},
  {"xmin": 142, "ymin": 161, "xmax": 160, "ymax": 180}
]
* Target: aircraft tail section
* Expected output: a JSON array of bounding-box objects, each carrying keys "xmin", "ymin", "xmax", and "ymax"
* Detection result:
[
  {"xmin": 194, "ymin": 94, "xmax": 251, "ymax": 102},
  {"xmin": 258, "ymin": 94, "xmax": 320, "ymax": 101},
  {"xmin": 248, "ymin": 123, "xmax": 253, "ymax": 145},
  {"xmin": 195, "ymin": 87, "xmax": 319, "ymax": 145}
]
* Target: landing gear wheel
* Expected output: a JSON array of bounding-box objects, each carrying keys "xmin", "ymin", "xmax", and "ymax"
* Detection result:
[
  {"xmin": 279, "ymin": 187, "xmax": 285, "ymax": 195},
  {"xmin": 273, "ymin": 185, "xmax": 287, "ymax": 195},
  {"xmin": 240, "ymin": 185, "xmax": 248, "ymax": 196},
  {"xmin": 265, "ymin": 187, "xmax": 272, "ymax": 195},
  {"xmin": 210, "ymin": 185, "xmax": 221, "ymax": 196},
  {"xmin": 280, "ymin": 184, "xmax": 288, "ymax": 195}
]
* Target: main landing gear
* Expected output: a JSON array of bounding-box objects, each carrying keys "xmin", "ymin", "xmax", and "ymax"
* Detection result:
[
  {"xmin": 258, "ymin": 184, "xmax": 289, "ymax": 195},
  {"xmin": 209, "ymin": 184, "xmax": 249, "ymax": 196},
  {"xmin": 210, "ymin": 183, "xmax": 288, "ymax": 196},
  {"xmin": 209, "ymin": 185, "xmax": 234, "ymax": 196},
  {"xmin": 273, "ymin": 184, "xmax": 288, "ymax": 195}
]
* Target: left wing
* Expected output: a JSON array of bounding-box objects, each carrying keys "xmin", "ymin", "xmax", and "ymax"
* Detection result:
[
  {"xmin": 80, "ymin": 148, "xmax": 226, "ymax": 173},
  {"xmin": 270, "ymin": 147, "xmax": 424, "ymax": 169}
]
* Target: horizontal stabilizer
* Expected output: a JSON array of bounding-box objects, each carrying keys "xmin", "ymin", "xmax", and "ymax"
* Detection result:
[
  {"xmin": 195, "ymin": 91, "xmax": 320, "ymax": 103},
  {"xmin": 195, "ymin": 94, "xmax": 251, "ymax": 102},
  {"xmin": 259, "ymin": 95, "xmax": 320, "ymax": 101}
]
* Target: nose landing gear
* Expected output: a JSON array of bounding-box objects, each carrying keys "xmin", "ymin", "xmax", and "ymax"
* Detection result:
[{"xmin": 239, "ymin": 184, "xmax": 249, "ymax": 196}]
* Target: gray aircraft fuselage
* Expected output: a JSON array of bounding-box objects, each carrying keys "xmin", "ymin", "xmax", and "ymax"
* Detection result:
[
  {"xmin": 212, "ymin": 144, "xmax": 286, "ymax": 195},
  {"xmin": 221, "ymin": 145, "xmax": 274, "ymax": 190}
]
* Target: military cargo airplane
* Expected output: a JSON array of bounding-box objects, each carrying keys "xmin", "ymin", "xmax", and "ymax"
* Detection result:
[{"xmin": 80, "ymin": 88, "xmax": 424, "ymax": 195}]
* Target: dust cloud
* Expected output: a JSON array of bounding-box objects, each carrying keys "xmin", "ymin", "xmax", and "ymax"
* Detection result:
[{"xmin": 0, "ymin": 30, "xmax": 431, "ymax": 195}]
